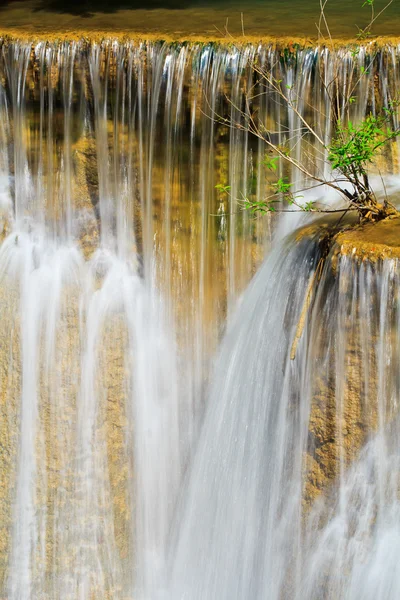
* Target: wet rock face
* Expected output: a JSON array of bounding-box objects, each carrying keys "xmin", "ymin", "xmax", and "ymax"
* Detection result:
[
  {"xmin": 334, "ymin": 215, "xmax": 400, "ymax": 261},
  {"xmin": 72, "ymin": 135, "xmax": 100, "ymax": 258},
  {"xmin": 305, "ymin": 324, "xmax": 378, "ymax": 507},
  {"xmin": 0, "ymin": 246, "xmax": 137, "ymax": 598},
  {"xmin": 0, "ymin": 280, "xmax": 21, "ymax": 590},
  {"xmin": 302, "ymin": 217, "xmax": 400, "ymax": 507}
]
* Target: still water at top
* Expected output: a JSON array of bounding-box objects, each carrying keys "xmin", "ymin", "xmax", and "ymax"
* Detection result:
[{"xmin": 2, "ymin": 0, "xmax": 400, "ymax": 40}]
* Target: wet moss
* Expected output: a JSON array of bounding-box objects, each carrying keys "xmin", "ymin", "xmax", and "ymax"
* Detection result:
[{"xmin": 334, "ymin": 214, "xmax": 400, "ymax": 261}]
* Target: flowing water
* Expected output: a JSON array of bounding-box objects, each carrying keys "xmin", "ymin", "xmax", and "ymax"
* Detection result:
[
  {"xmin": 169, "ymin": 229, "xmax": 400, "ymax": 599},
  {"xmin": 0, "ymin": 39, "xmax": 400, "ymax": 599}
]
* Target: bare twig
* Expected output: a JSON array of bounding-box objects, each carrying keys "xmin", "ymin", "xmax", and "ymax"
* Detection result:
[{"xmin": 210, "ymin": 0, "xmax": 398, "ymax": 222}]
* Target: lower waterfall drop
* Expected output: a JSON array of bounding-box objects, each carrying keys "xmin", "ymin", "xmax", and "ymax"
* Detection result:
[
  {"xmin": 0, "ymin": 231, "xmax": 181, "ymax": 600},
  {"xmin": 168, "ymin": 222, "xmax": 400, "ymax": 600}
]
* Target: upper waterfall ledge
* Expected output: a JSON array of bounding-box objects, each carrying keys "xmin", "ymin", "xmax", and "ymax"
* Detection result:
[{"xmin": 0, "ymin": 31, "xmax": 400, "ymax": 50}]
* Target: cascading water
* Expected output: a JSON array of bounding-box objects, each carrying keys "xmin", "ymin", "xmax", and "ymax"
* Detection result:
[
  {"xmin": 0, "ymin": 229, "xmax": 182, "ymax": 600},
  {"xmin": 169, "ymin": 231, "xmax": 323, "ymax": 600},
  {"xmin": 169, "ymin": 225, "xmax": 400, "ymax": 600},
  {"xmin": 0, "ymin": 37, "xmax": 399, "ymax": 599}
]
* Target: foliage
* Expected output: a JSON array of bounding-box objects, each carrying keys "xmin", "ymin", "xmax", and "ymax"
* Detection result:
[
  {"xmin": 327, "ymin": 106, "xmax": 400, "ymax": 218},
  {"xmin": 216, "ymin": 0, "xmax": 399, "ymax": 223},
  {"xmin": 328, "ymin": 112, "xmax": 399, "ymax": 179}
]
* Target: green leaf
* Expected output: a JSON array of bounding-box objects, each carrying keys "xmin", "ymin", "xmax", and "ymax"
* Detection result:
[
  {"xmin": 215, "ymin": 184, "xmax": 231, "ymax": 194},
  {"xmin": 303, "ymin": 200, "xmax": 315, "ymax": 212},
  {"xmin": 262, "ymin": 156, "xmax": 279, "ymax": 171}
]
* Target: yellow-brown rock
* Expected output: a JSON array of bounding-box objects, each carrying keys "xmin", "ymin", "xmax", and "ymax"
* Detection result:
[{"xmin": 303, "ymin": 216, "xmax": 400, "ymax": 507}]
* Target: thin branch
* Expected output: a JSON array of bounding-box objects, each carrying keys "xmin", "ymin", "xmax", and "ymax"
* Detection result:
[
  {"xmin": 319, "ymin": 0, "xmax": 333, "ymax": 47},
  {"xmin": 364, "ymin": 0, "xmax": 394, "ymax": 35},
  {"xmin": 252, "ymin": 63, "xmax": 327, "ymax": 147}
]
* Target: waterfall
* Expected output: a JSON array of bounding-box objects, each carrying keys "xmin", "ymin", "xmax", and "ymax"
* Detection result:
[
  {"xmin": 168, "ymin": 231, "xmax": 322, "ymax": 600},
  {"xmin": 169, "ymin": 227, "xmax": 400, "ymax": 600},
  {"xmin": 0, "ymin": 233, "xmax": 181, "ymax": 599},
  {"xmin": 0, "ymin": 38, "xmax": 399, "ymax": 598}
]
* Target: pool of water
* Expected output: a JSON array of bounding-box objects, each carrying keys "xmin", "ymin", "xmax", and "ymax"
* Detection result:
[{"xmin": 1, "ymin": 0, "xmax": 399, "ymax": 40}]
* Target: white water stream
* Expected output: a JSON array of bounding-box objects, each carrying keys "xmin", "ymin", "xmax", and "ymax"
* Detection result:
[
  {"xmin": 0, "ymin": 39, "xmax": 399, "ymax": 599},
  {"xmin": 169, "ymin": 233, "xmax": 400, "ymax": 599}
]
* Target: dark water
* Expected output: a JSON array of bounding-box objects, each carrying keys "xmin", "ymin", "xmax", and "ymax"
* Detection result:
[{"xmin": 2, "ymin": 0, "xmax": 400, "ymax": 39}]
